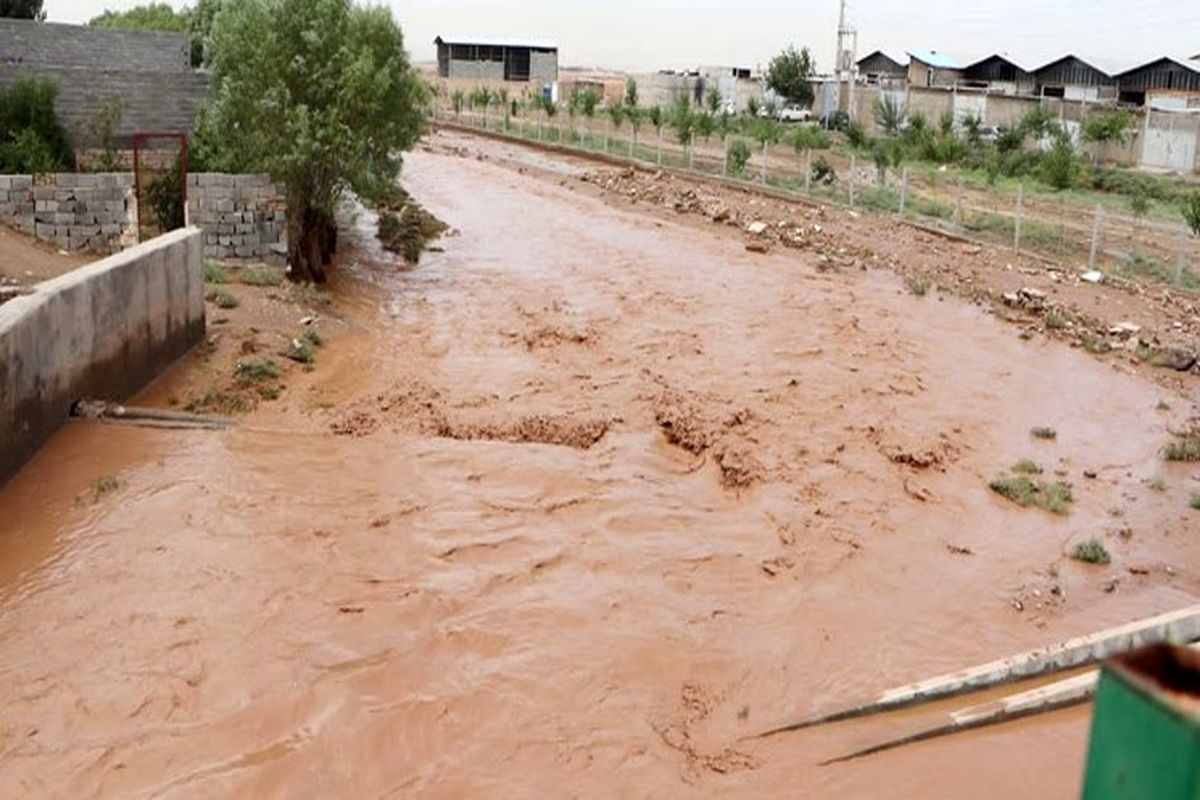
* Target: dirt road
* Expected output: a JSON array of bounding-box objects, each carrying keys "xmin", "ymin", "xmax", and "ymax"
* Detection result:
[{"xmin": 1, "ymin": 130, "xmax": 1197, "ymax": 797}]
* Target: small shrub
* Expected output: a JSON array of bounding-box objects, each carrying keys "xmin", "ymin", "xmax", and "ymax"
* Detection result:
[
  {"xmin": 989, "ymin": 475, "xmax": 1073, "ymax": 514},
  {"xmin": 184, "ymin": 389, "xmax": 250, "ymax": 415},
  {"xmin": 1071, "ymin": 539, "xmax": 1111, "ymax": 565},
  {"xmin": 92, "ymin": 474, "xmax": 119, "ymax": 502},
  {"xmin": 235, "ymin": 357, "xmax": 280, "ymax": 383},
  {"xmin": 1044, "ymin": 311, "xmax": 1066, "ymax": 330},
  {"xmin": 204, "ymin": 261, "xmax": 229, "ymax": 284},
  {"xmin": 904, "ymin": 274, "xmax": 931, "ymax": 296},
  {"xmin": 1147, "ymin": 475, "xmax": 1167, "ymax": 492},
  {"xmin": 1081, "ymin": 335, "xmax": 1112, "ymax": 355},
  {"xmin": 239, "ymin": 265, "xmax": 286, "ymax": 286},
  {"xmin": 1183, "ymin": 191, "xmax": 1200, "ymax": 237},
  {"xmin": 844, "ymin": 120, "xmax": 869, "ymax": 149},
  {"xmin": 0, "ymin": 78, "xmax": 75, "ymax": 173},
  {"xmin": 727, "ymin": 137, "xmax": 751, "ymax": 175},
  {"xmin": 144, "ymin": 159, "xmax": 185, "ymax": 232},
  {"xmin": 302, "ymin": 326, "xmax": 323, "ymax": 346},
  {"xmin": 1012, "ymin": 458, "xmax": 1043, "ymax": 475},
  {"xmin": 1031, "ymin": 427, "xmax": 1058, "ymax": 440},
  {"xmin": 259, "ymin": 385, "xmax": 282, "ymax": 401},
  {"xmin": 1164, "ymin": 436, "xmax": 1200, "ymax": 462},
  {"xmin": 811, "ymin": 155, "xmax": 837, "ymax": 186},
  {"xmin": 205, "ymin": 288, "xmax": 239, "ymax": 309},
  {"xmin": 286, "ymin": 338, "xmax": 314, "ymax": 365},
  {"xmin": 1190, "ymin": 491, "xmax": 1200, "ymax": 510}
]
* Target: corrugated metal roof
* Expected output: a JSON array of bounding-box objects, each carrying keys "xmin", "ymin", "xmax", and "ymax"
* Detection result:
[
  {"xmin": 906, "ymin": 49, "xmax": 962, "ymax": 70},
  {"xmin": 857, "ymin": 50, "xmax": 907, "ymax": 67},
  {"xmin": 1115, "ymin": 56, "xmax": 1200, "ymax": 78},
  {"xmin": 435, "ymin": 34, "xmax": 558, "ymax": 50}
]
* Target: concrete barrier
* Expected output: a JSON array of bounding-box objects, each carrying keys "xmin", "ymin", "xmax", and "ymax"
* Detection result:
[{"xmin": 0, "ymin": 227, "xmax": 205, "ymax": 484}]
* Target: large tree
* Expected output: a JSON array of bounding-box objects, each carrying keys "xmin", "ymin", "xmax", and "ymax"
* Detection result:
[
  {"xmin": 201, "ymin": 0, "xmax": 426, "ymax": 282},
  {"xmin": 766, "ymin": 45, "xmax": 815, "ymax": 108},
  {"xmin": 0, "ymin": 0, "xmax": 44, "ymax": 19},
  {"xmin": 89, "ymin": 3, "xmax": 189, "ymax": 30}
]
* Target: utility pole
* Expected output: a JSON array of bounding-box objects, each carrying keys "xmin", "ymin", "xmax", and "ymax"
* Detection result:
[{"xmin": 835, "ymin": 0, "xmax": 857, "ymax": 115}]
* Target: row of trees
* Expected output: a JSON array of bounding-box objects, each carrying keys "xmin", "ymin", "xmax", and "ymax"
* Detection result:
[{"xmin": 89, "ymin": 1, "xmax": 224, "ymax": 66}]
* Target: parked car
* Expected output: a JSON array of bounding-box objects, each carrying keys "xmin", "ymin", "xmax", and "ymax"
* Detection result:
[
  {"xmin": 778, "ymin": 106, "xmax": 812, "ymax": 123},
  {"xmin": 819, "ymin": 110, "xmax": 849, "ymax": 131}
]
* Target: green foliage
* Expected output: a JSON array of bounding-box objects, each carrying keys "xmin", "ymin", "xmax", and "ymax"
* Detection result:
[
  {"xmin": 989, "ymin": 475, "xmax": 1074, "ymax": 514},
  {"xmin": 1071, "ymin": 539, "xmax": 1111, "ymax": 565},
  {"xmin": 451, "ymin": 89, "xmax": 465, "ymax": 115},
  {"xmin": 1190, "ymin": 491, "xmax": 1200, "ymax": 510},
  {"xmin": 1039, "ymin": 130, "xmax": 1082, "ymax": 190},
  {"xmin": 746, "ymin": 116, "xmax": 782, "ymax": 145},
  {"xmin": 1183, "ymin": 191, "xmax": 1200, "ymax": 237},
  {"xmin": 203, "ymin": 260, "xmax": 229, "ymax": 283},
  {"xmin": 765, "ymin": 44, "xmax": 815, "ymax": 108},
  {"xmin": 788, "ymin": 125, "xmax": 831, "ymax": 151},
  {"xmin": 693, "ymin": 112, "xmax": 716, "ymax": 142},
  {"xmin": 624, "ymin": 77, "xmax": 638, "ymax": 109},
  {"xmin": 1012, "ymin": 458, "xmax": 1043, "ymax": 475},
  {"xmin": 705, "ymin": 86, "xmax": 721, "ymax": 115},
  {"xmin": 844, "ymin": 120, "xmax": 869, "ymax": 149},
  {"xmin": 873, "ymin": 96, "xmax": 901, "ymax": 134},
  {"xmin": 88, "ymin": 97, "xmax": 123, "ymax": 172},
  {"xmin": 206, "ymin": 288, "xmax": 240, "ymax": 308},
  {"xmin": 1082, "ymin": 108, "xmax": 1135, "ymax": 145},
  {"xmin": 961, "ymin": 114, "xmax": 983, "ymax": 147},
  {"xmin": 200, "ymin": 0, "xmax": 426, "ymax": 282},
  {"xmin": 904, "ymin": 274, "xmax": 931, "ymax": 296},
  {"xmin": 1031, "ymin": 426, "xmax": 1058, "ymax": 440},
  {"xmin": 727, "ymin": 138, "xmax": 751, "ymax": 175},
  {"xmin": 745, "ymin": 96, "xmax": 760, "ymax": 118},
  {"xmin": 670, "ymin": 94, "xmax": 693, "ymax": 144},
  {"xmin": 647, "ymin": 105, "xmax": 664, "ymax": 130},
  {"xmin": 0, "ymin": 78, "xmax": 74, "ymax": 173},
  {"xmin": 0, "ymin": 0, "xmax": 45, "ymax": 19},
  {"xmin": 90, "ymin": 3, "xmax": 189, "ymax": 31},
  {"xmin": 286, "ymin": 338, "xmax": 314, "ymax": 364},
  {"xmin": 239, "ymin": 265, "xmax": 285, "ymax": 286},
  {"xmin": 606, "ymin": 103, "xmax": 624, "ymax": 129},
  {"xmin": 144, "ymin": 159, "xmax": 185, "ymax": 232},
  {"xmin": 995, "ymin": 125, "xmax": 1023, "ymax": 153},
  {"xmin": 569, "ymin": 86, "xmax": 601, "ymax": 118},
  {"xmin": 1130, "ymin": 187, "xmax": 1151, "ymax": 219},
  {"xmin": 92, "ymin": 474, "xmax": 119, "ymax": 502},
  {"xmin": 235, "ymin": 357, "xmax": 280, "ymax": 383},
  {"xmin": 1020, "ymin": 106, "xmax": 1059, "ymax": 141}
]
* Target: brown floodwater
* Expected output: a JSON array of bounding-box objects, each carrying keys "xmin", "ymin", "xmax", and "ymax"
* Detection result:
[{"xmin": 1, "ymin": 130, "xmax": 1197, "ymax": 798}]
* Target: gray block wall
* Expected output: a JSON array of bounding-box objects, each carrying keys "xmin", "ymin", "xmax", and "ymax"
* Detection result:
[
  {"xmin": 0, "ymin": 172, "xmax": 285, "ymax": 258},
  {"xmin": 530, "ymin": 51, "xmax": 558, "ymax": 86},
  {"xmin": 188, "ymin": 174, "xmax": 287, "ymax": 260},
  {"xmin": 0, "ymin": 66, "xmax": 211, "ymax": 145},
  {"xmin": 0, "ymin": 227, "xmax": 205, "ymax": 486},
  {"xmin": 0, "ymin": 19, "xmax": 191, "ymax": 72}
]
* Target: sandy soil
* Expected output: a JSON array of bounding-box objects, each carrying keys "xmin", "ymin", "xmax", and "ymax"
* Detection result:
[
  {"xmin": 0, "ymin": 129, "xmax": 1198, "ymax": 798},
  {"xmin": 0, "ymin": 225, "xmax": 90, "ymax": 293}
]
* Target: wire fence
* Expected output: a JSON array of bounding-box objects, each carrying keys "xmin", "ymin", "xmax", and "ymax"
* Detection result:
[{"xmin": 436, "ymin": 104, "xmax": 1200, "ymax": 290}]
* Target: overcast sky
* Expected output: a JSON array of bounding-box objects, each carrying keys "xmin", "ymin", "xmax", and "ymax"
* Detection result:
[{"xmin": 50, "ymin": 0, "xmax": 1199, "ymax": 73}]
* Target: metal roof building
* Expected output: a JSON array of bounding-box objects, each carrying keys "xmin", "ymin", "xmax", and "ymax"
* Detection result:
[{"xmin": 434, "ymin": 34, "xmax": 558, "ymax": 85}]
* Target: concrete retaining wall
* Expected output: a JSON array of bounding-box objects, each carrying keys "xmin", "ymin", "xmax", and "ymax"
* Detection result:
[{"xmin": 0, "ymin": 227, "xmax": 205, "ymax": 485}]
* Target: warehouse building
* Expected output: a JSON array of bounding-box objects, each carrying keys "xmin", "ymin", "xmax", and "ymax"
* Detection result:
[{"xmin": 434, "ymin": 35, "xmax": 558, "ymax": 86}]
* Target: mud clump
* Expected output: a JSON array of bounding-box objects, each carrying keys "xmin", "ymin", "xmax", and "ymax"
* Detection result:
[
  {"xmin": 714, "ymin": 444, "xmax": 763, "ymax": 489},
  {"xmin": 522, "ymin": 324, "xmax": 594, "ymax": 350},
  {"xmin": 654, "ymin": 394, "xmax": 711, "ymax": 455},
  {"xmin": 438, "ymin": 414, "xmax": 609, "ymax": 450},
  {"xmin": 330, "ymin": 410, "xmax": 381, "ymax": 438}
]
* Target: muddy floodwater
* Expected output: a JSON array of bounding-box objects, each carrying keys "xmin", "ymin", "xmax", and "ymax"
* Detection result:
[{"xmin": 1, "ymin": 131, "xmax": 1197, "ymax": 798}]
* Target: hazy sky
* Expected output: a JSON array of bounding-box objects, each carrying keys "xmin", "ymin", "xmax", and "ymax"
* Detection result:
[{"xmin": 50, "ymin": 0, "xmax": 1199, "ymax": 73}]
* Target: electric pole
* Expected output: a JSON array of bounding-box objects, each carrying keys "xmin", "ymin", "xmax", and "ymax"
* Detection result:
[{"xmin": 835, "ymin": 0, "xmax": 857, "ymax": 114}]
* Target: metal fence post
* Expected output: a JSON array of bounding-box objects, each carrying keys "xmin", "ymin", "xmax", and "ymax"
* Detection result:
[
  {"xmin": 657, "ymin": 127, "xmax": 663, "ymax": 166},
  {"xmin": 849, "ymin": 154, "xmax": 856, "ymax": 207},
  {"xmin": 804, "ymin": 148, "xmax": 812, "ymax": 194},
  {"xmin": 1088, "ymin": 205, "xmax": 1103, "ymax": 270},
  {"xmin": 1179, "ymin": 225, "xmax": 1189, "ymax": 284},
  {"xmin": 628, "ymin": 130, "xmax": 634, "ymax": 161},
  {"xmin": 689, "ymin": 133, "xmax": 695, "ymax": 171},
  {"xmin": 1014, "ymin": 185, "xmax": 1024, "ymax": 252},
  {"xmin": 760, "ymin": 140, "xmax": 768, "ymax": 185},
  {"xmin": 722, "ymin": 135, "xmax": 729, "ymax": 176},
  {"xmin": 899, "ymin": 166, "xmax": 909, "ymax": 215},
  {"xmin": 954, "ymin": 178, "xmax": 965, "ymax": 228}
]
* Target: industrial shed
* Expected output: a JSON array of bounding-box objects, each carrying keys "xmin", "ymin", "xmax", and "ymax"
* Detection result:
[
  {"xmin": 1032, "ymin": 56, "xmax": 1117, "ymax": 101},
  {"xmin": 906, "ymin": 50, "xmax": 962, "ymax": 88},
  {"xmin": 857, "ymin": 50, "xmax": 906, "ymax": 84},
  {"xmin": 434, "ymin": 35, "xmax": 558, "ymax": 86},
  {"xmin": 960, "ymin": 54, "xmax": 1035, "ymax": 95},
  {"xmin": 1115, "ymin": 57, "xmax": 1200, "ymax": 109}
]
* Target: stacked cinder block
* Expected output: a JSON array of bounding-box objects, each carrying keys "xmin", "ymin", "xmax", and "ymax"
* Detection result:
[
  {"xmin": 30, "ymin": 174, "xmax": 134, "ymax": 252},
  {"xmin": 187, "ymin": 173, "xmax": 287, "ymax": 260},
  {"xmin": 0, "ymin": 175, "xmax": 35, "ymax": 236}
]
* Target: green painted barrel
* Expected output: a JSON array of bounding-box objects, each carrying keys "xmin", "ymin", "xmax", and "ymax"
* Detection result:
[{"xmin": 1082, "ymin": 644, "xmax": 1200, "ymax": 799}]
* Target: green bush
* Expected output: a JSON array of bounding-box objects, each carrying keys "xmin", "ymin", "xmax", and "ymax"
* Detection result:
[
  {"xmin": 844, "ymin": 120, "xmax": 869, "ymax": 149},
  {"xmin": 1183, "ymin": 191, "xmax": 1200, "ymax": 237},
  {"xmin": 0, "ymin": 78, "xmax": 74, "ymax": 173},
  {"xmin": 811, "ymin": 155, "xmax": 837, "ymax": 186},
  {"xmin": 1071, "ymin": 539, "xmax": 1111, "ymax": 565},
  {"xmin": 1039, "ymin": 131, "xmax": 1082, "ymax": 190},
  {"xmin": 727, "ymin": 137, "xmax": 751, "ymax": 175},
  {"xmin": 789, "ymin": 125, "xmax": 831, "ymax": 151}
]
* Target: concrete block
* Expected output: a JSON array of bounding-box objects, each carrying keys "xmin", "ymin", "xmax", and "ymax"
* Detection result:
[
  {"xmin": 33, "ymin": 186, "xmax": 56, "ymax": 201},
  {"xmin": 234, "ymin": 244, "xmax": 255, "ymax": 257},
  {"xmin": 10, "ymin": 176, "xmax": 32, "ymax": 190},
  {"xmin": 0, "ymin": 176, "xmax": 10, "ymax": 190},
  {"xmin": 35, "ymin": 222, "xmax": 55, "ymax": 239},
  {"xmin": 55, "ymin": 174, "xmax": 77, "ymax": 188}
]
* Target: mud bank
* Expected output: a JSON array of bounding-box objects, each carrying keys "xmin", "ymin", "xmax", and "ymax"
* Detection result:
[
  {"xmin": 0, "ymin": 133, "xmax": 1197, "ymax": 797},
  {"xmin": 0, "ymin": 227, "xmax": 203, "ymax": 484}
]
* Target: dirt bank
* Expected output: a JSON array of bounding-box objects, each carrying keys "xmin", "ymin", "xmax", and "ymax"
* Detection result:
[{"xmin": 0, "ymin": 130, "xmax": 1197, "ymax": 797}]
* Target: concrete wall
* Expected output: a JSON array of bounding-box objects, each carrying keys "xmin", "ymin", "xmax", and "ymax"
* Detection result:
[
  {"xmin": 0, "ymin": 18, "xmax": 191, "ymax": 72},
  {"xmin": 530, "ymin": 50, "xmax": 558, "ymax": 86},
  {"xmin": 187, "ymin": 173, "xmax": 287, "ymax": 260},
  {"xmin": 0, "ymin": 227, "xmax": 205, "ymax": 485}
]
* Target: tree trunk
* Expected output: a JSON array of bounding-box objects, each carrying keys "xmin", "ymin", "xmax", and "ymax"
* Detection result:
[{"xmin": 286, "ymin": 196, "xmax": 332, "ymax": 284}]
